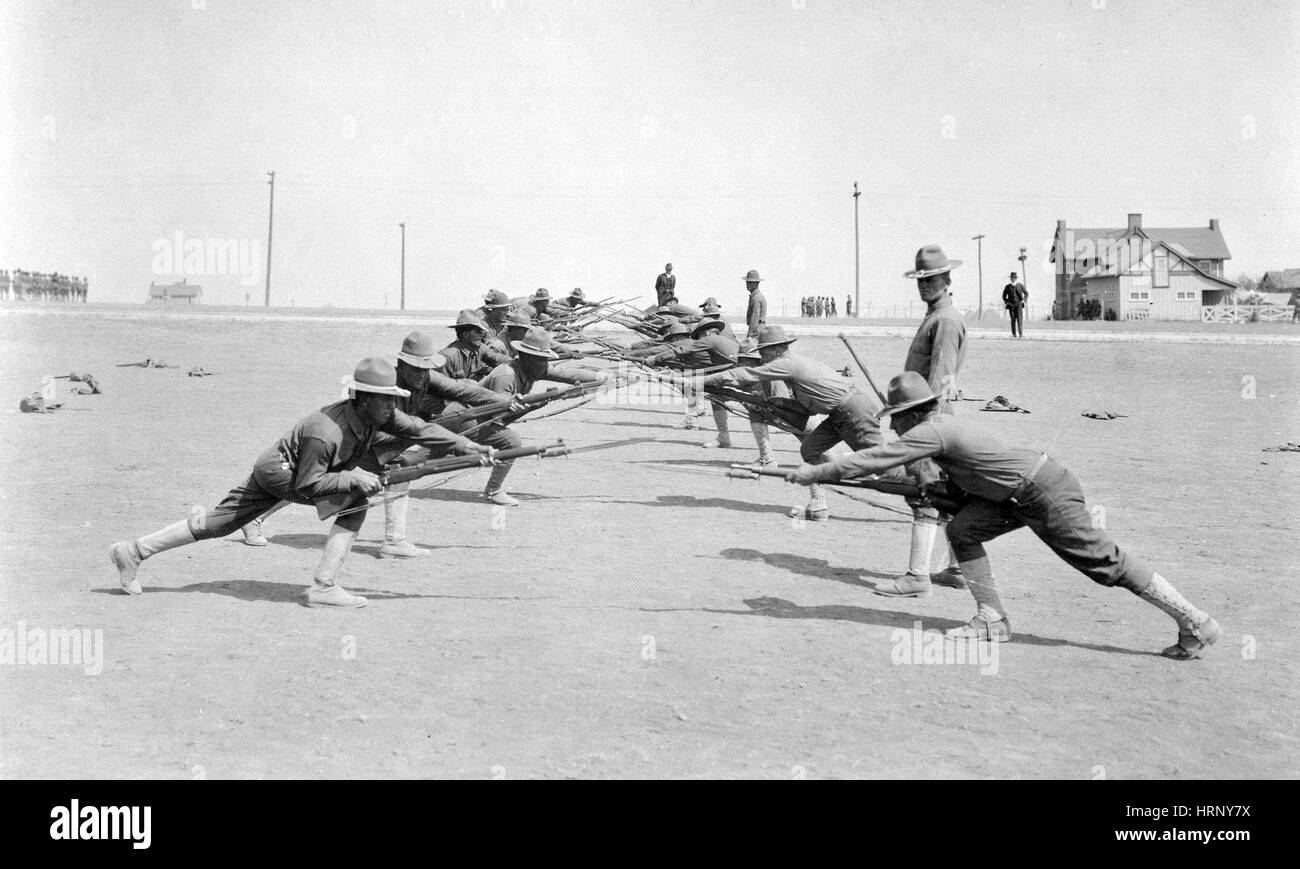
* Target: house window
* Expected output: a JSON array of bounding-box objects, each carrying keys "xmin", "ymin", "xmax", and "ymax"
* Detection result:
[
  {"xmin": 1176, "ymin": 291, "xmax": 1196, "ymax": 301},
  {"xmin": 1153, "ymin": 254, "xmax": 1169, "ymax": 287},
  {"xmin": 1129, "ymin": 291, "xmax": 1150, "ymax": 301},
  {"xmin": 1198, "ymin": 260, "xmax": 1213, "ymax": 272}
]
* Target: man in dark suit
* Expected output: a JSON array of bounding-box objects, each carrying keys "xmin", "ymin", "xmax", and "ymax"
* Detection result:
[
  {"xmin": 655, "ymin": 263, "xmax": 676, "ymax": 306},
  {"xmin": 1002, "ymin": 272, "xmax": 1027, "ymax": 337}
]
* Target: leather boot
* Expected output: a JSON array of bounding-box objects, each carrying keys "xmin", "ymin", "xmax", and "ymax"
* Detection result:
[{"xmin": 1123, "ymin": 572, "xmax": 1220, "ymax": 660}]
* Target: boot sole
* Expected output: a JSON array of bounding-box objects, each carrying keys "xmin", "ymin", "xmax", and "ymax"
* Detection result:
[
  {"xmin": 873, "ymin": 587, "xmax": 932, "ymax": 598},
  {"xmin": 1161, "ymin": 617, "xmax": 1221, "ymax": 660}
]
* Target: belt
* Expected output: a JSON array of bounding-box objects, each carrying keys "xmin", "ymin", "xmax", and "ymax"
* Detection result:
[{"xmin": 1009, "ymin": 453, "xmax": 1050, "ymax": 503}]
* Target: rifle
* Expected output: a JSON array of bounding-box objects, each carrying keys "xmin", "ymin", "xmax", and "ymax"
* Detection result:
[
  {"xmin": 704, "ymin": 385, "xmax": 810, "ymax": 436},
  {"xmin": 727, "ymin": 463, "xmax": 966, "ymax": 515},
  {"xmin": 452, "ymin": 376, "xmax": 625, "ymax": 437},
  {"xmin": 316, "ymin": 441, "xmax": 570, "ymax": 519}
]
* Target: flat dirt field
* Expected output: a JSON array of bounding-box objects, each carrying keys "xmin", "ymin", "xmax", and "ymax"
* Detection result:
[{"xmin": 2, "ymin": 309, "xmax": 1297, "ymax": 779}]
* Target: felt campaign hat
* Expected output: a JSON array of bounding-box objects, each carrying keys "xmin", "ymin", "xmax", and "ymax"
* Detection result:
[
  {"xmin": 691, "ymin": 318, "xmax": 726, "ymax": 338},
  {"xmin": 531, "ymin": 287, "xmax": 551, "ymax": 301},
  {"xmin": 568, "ymin": 288, "xmax": 585, "ymax": 301},
  {"xmin": 667, "ymin": 302, "xmax": 694, "ymax": 317},
  {"xmin": 511, "ymin": 326, "xmax": 559, "ymax": 359},
  {"xmin": 736, "ymin": 338, "xmax": 761, "ymax": 359},
  {"xmin": 482, "ymin": 289, "xmax": 512, "ymax": 309},
  {"xmin": 396, "ymin": 331, "xmax": 446, "ymax": 369},
  {"xmin": 698, "ymin": 296, "xmax": 720, "ymax": 308},
  {"xmin": 343, "ymin": 357, "xmax": 411, "ymax": 397},
  {"xmin": 504, "ymin": 309, "xmax": 532, "ymax": 329},
  {"xmin": 450, "ymin": 308, "xmax": 488, "ymax": 331},
  {"xmin": 903, "ymin": 245, "xmax": 962, "ymax": 279},
  {"xmin": 876, "ymin": 371, "xmax": 940, "ymax": 419},
  {"xmin": 742, "ymin": 269, "xmax": 763, "ymax": 283},
  {"xmin": 664, "ymin": 322, "xmax": 692, "ymax": 338},
  {"xmin": 754, "ymin": 325, "xmax": 796, "ymax": 349}
]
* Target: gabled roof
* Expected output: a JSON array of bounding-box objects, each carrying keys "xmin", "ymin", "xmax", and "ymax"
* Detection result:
[
  {"xmin": 1262, "ymin": 269, "xmax": 1300, "ymax": 290},
  {"xmin": 1075, "ymin": 240, "xmax": 1236, "ymax": 289},
  {"xmin": 1053, "ymin": 224, "xmax": 1231, "ymax": 262}
]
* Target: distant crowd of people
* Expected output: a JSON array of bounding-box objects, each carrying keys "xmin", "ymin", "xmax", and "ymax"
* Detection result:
[
  {"xmin": 801, "ymin": 295, "xmax": 850, "ymax": 318},
  {"xmin": 2, "ymin": 269, "xmax": 89, "ymax": 302}
]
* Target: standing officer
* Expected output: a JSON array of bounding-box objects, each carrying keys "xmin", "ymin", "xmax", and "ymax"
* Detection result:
[
  {"xmin": 655, "ymin": 263, "xmax": 676, "ymax": 306},
  {"xmin": 875, "ymin": 245, "xmax": 969, "ymax": 596},
  {"xmin": 441, "ymin": 309, "xmax": 513, "ymax": 380},
  {"xmin": 1002, "ymin": 272, "xmax": 1027, "ymax": 338},
  {"xmin": 788, "ymin": 372, "xmax": 1221, "ymax": 659},
  {"xmin": 743, "ymin": 269, "xmax": 767, "ymax": 338},
  {"xmin": 698, "ymin": 325, "xmax": 880, "ymax": 519},
  {"xmin": 110, "ymin": 358, "xmax": 490, "ymax": 608}
]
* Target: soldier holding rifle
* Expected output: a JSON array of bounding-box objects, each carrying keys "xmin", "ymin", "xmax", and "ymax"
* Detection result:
[
  {"xmin": 786, "ymin": 371, "xmax": 1220, "ymax": 659},
  {"xmin": 109, "ymin": 358, "xmax": 492, "ymax": 608}
]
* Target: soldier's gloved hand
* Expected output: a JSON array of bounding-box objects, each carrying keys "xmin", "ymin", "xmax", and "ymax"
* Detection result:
[
  {"xmin": 478, "ymin": 447, "xmax": 499, "ymax": 467},
  {"xmin": 345, "ymin": 468, "xmax": 382, "ymax": 496},
  {"xmin": 785, "ymin": 462, "xmax": 823, "ymax": 486},
  {"xmin": 507, "ymin": 399, "xmax": 528, "ymax": 415}
]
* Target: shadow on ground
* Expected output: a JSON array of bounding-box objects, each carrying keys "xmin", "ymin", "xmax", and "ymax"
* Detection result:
[
  {"xmin": 698, "ymin": 596, "xmax": 1155, "ymax": 657},
  {"xmin": 92, "ymin": 580, "xmax": 554, "ymax": 606}
]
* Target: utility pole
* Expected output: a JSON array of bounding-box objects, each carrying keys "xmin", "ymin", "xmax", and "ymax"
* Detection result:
[
  {"xmin": 264, "ymin": 170, "xmax": 275, "ymax": 307},
  {"xmin": 853, "ymin": 181, "xmax": 861, "ymax": 318},
  {"xmin": 1018, "ymin": 246, "xmax": 1028, "ymax": 308},
  {"xmin": 399, "ymin": 222, "xmax": 406, "ymax": 310},
  {"xmin": 971, "ymin": 233, "xmax": 985, "ymax": 318}
]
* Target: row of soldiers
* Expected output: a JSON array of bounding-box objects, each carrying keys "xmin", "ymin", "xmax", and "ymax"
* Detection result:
[
  {"xmin": 800, "ymin": 295, "xmax": 847, "ymax": 317},
  {"xmin": 109, "ymin": 255, "xmax": 1219, "ymax": 658},
  {"xmin": 2, "ymin": 269, "xmax": 89, "ymax": 302}
]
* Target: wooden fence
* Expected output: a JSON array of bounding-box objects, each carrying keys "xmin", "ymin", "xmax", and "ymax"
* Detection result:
[{"xmin": 1201, "ymin": 305, "xmax": 1296, "ymax": 323}]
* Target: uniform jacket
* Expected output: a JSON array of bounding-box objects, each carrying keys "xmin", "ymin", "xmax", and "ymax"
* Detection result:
[
  {"xmin": 814, "ymin": 413, "xmax": 1045, "ymax": 503},
  {"xmin": 440, "ymin": 337, "xmax": 512, "ymax": 381},
  {"xmin": 257, "ymin": 400, "xmax": 469, "ymax": 503},
  {"xmin": 706, "ymin": 352, "xmax": 862, "ymax": 415},
  {"xmin": 746, "ymin": 289, "xmax": 767, "ymax": 338},
  {"xmin": 905, "ymin": 295, "xmax": 967, "ymax": 399}
]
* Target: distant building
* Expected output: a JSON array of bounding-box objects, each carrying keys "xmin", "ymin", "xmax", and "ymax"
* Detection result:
[
  {"xmin": 1259, "ymin": 269, "xmax": 1300, "ymax": 295},
  {"xmin": 1050, "ymin": 213, "xmax": 1235, "ymax": 320},
  {"xmin": 147, "ymin": 279, "xmax": 202, "ymax": 305}
]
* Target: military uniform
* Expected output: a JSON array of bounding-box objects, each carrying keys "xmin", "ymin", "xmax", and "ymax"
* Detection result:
[
  {"xmin": 905, "ymin": 294, "xmax": 967, "ymax": 407},
  {"xmin": 804, "ymin": 378, "xmax": 1220, "ymax": 659},
  {"xmin": 110, "ymin": 358, "xmax": 480, "ymax": 608},
  {"xmin": 703, "ymin": 326, "xmax": 880, "ymax": 517}
]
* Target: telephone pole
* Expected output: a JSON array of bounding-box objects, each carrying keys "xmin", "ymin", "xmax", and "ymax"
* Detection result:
[
  {"xmin": 971, "ymin": 233, "xmax": 985, "ymax": 318},
  {"xmin": 1018, "ymin": 245, "xmax": 1028, "ymax": 300},
  {"xmin": 399, "ymin": 222, "xmax": 406, "ymax": 310},
  {"xmin": 853, "ymin": 181, "xmax": 861, "ymax": 317},
  {"xmin": 264, "ymin": 170, "xmax": 275, "ymax": 307}
]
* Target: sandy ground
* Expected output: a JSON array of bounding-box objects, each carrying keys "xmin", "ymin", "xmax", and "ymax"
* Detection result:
[{"xmin": 1, "ymin": 310, "xmax": 1297, "ymax": 779}]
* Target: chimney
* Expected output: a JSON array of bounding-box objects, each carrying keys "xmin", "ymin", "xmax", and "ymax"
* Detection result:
[
  {"xmin": 1209, "ymin": 218, "xmax": 1219, "ymax": 232},
  {"xmin": 1127, "ymin": 213, "xmax": 1142, "ymax": 231}
]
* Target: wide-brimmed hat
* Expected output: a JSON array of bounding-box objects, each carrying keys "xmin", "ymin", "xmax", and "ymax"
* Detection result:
[
  {"xmin": 737, "ymin": 337, "xmax": 761, "ymax": 359},
  {"xmin": 743, "ymin": 269, "xmax": 762, "ymax": 283},
  {"xmin": 396, "ymin": 331, "xmax": 446, "ymax": 369},
  {"xmin": 654, "ymin": 305, "xmax": 673, "ymax": 315},
  {"xmin": 667, "ymin": 302, "xmax": 693, "ymax": 316},
  {"xmin": 903, "ymin": 245, "xmax": 963, "ymax": 279},
  {"xmin": 343, "ymin": 357, "xmax": 411, "ymax": 397},
  {"xmin": 450, "ymin": 308, "xmax": 488, "ymax": 331},
  {"xmin": 698, "ymin": 296, "xmax": 720, "ymax": 308},
  {"xmin": 511, "ymin": 326, "xmax": 559, "ymax": 359},
  {"xmin": 876, "ymin": 371, "xmax": 940, "ymax": 419},
  {"xmin": 568, "ymin": 287, "xmax": 585, "ymax": 301},
  {"xmin": 531, "ymin": 287, "xmax": 551, "ymax": 302},
  {"xmin": 755, "ymin": 325, "xmax": 796, "ymax": 349},
  {"xmin": 664, "ymin": 322, "xmax": 692, "ymax": 338},
  {"xmin": 504, "ymin": 309, "xmax": 532, "ymax": 329},
  {"xmin": 482, "ymin": 289, "xmax": 511, "ymax": 309},
  {"xmin": 691, "ymin": 318, "xmax": 726, "ymax": 338}
]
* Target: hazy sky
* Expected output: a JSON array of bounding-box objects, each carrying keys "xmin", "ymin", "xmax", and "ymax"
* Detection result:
[{"xmin": 3, "ymin": 0, "xmax": 1298, "ymax": 312}]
